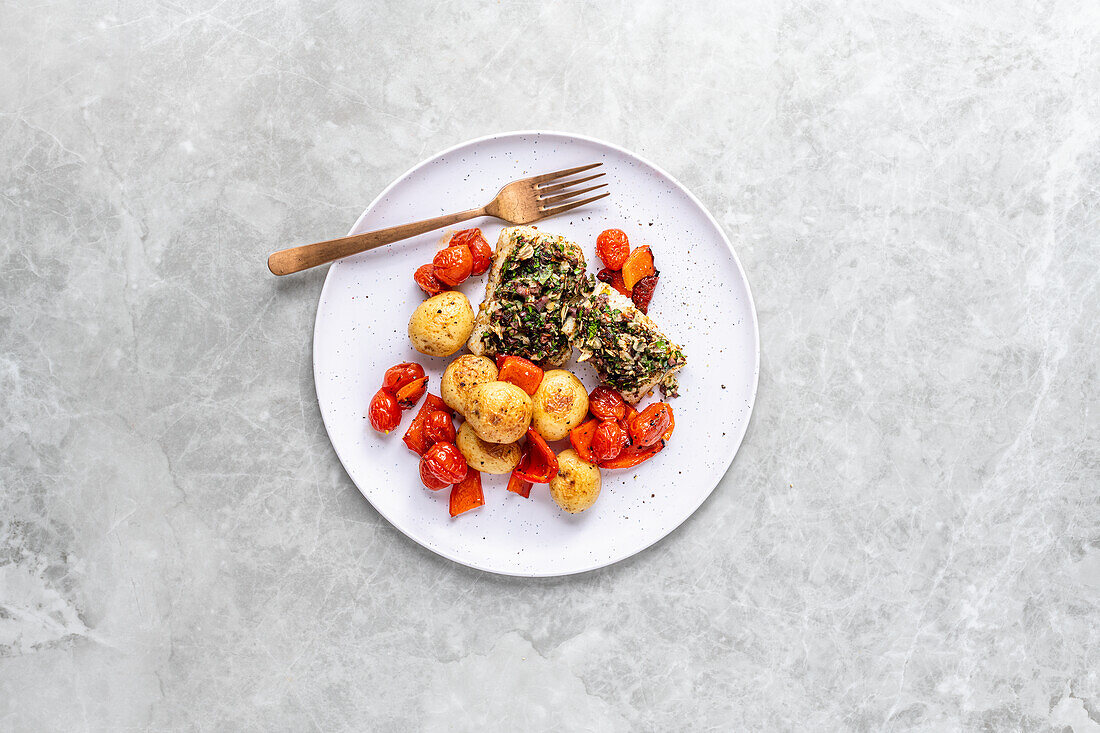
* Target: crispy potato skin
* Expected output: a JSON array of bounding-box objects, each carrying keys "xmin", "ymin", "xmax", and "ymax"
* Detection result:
[
  {"xmin": 441, "ymin": 355, "xmax": 498, "ymax": 416},
  {"xmin": 531, "ymin": 370, "xmax": 589, "ymax": 441},
  {"xmin": 456, "ymin": 422, "xmax": 521, "ymax": 474},
  {"xmin": 408, "ymin": 292, "xmax": 474, "ymax": 357},
  {"xmin": 549, "ymin": 449, "xmax": 602, "ymax": 513},
  {"xmin": 465, "ymin": 381, "xmax": 533, "ymax": 444}
]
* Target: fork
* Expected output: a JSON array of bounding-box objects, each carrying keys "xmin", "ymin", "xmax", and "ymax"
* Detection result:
[{"xmin": 267, "ymin": 163, "xmax": 609, "ymax": 275}]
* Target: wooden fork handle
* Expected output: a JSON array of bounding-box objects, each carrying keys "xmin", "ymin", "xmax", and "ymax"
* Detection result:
[{"xmin": 267, "ymin": 206, "xmax": 487, "ymax": 275}]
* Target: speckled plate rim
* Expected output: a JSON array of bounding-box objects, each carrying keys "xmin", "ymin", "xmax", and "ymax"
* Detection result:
[{"xmin": 313, "ymin": 130, "xmax": 760, "ymax": 577}]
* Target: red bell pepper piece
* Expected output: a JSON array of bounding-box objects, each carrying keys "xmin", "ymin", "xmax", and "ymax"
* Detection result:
[
  {"xmin": 513, "ymin": 428, "xmax": 559, "ymax": 483},
  {"xmin": 494, "ymin": 354, "xmax": 507, "ymax": 370},
  {"xmin": 395, "ymin": 375, "xmax": 428, "ymax": 409},
  {"xmin": 403, "ymin": 393, "xmax": 451, "ymax": 455},
  {"xmin": 506, "ymin": 471, "xmax": 533, "ymax": 498},
  {"xmin": 568, "ymin": 418, "xmax": 599, "ymax": 464},
  {"xmin": 497, "ymin": 355, "xmax": 544, "ymax": 396},
  {"xmin": 621, "ymin": 245, "xmax": 656, "ymax": 290},
  {"xmin": 599, "ymin": 440, "xmax": 664, "ymax": 469},
  {"xmin": 449, "ymin": 469, "xmax": 484, "ymax": 517},
  {"xmin": 630, "ymin": 274, "xmax": 659, "ymax": 314}
]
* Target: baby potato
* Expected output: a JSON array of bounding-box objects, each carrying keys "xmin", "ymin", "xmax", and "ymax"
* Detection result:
[
  {"xmin": 465, "ymin": 381, "xmax": 533, "ymax": 444},
  {"xmin": 549, "ymin": 449, "xmax": 602, "ymax": 513},
  {"xmin": 441, "ymin": 355, "xmax": 498, "ymax": 416},
  {"xmin": 408, "ymin": 291, "xmax": 474, "ymax": 357},
  {"xmin": 531, "ymin": 369, "xmax": 589, "ymax": 441},
  {"xmin": 456, "ymin": 422, "xmax": 521, "ymax": 474}
]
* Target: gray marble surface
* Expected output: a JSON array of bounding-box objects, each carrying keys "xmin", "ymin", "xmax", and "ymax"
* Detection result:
[{"xmin": 1, "ymin": 1, "xmax": 1098, "ymax": 730}]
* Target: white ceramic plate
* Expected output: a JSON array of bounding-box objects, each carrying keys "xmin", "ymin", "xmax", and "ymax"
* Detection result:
[{"xmin": 314, "ymin": 131, "xmax": 758, "ymax": 577}]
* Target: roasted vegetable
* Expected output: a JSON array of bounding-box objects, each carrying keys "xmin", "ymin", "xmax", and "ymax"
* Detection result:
[{"xmin": 549, "ymin": 449, "xmax": 602, "ymax": 513}]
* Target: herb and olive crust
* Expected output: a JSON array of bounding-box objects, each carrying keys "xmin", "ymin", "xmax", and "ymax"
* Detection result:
[
  {"xmin": 469, "ymin": 227, "xmax": 687, "ymax": 402},
  {"xmin": 575, "ymin": 283, "xmax": 686, "ymax": 403},
  {"xmin": 468, "ymin": 227, "xmax": 588, "ymax": 367}
]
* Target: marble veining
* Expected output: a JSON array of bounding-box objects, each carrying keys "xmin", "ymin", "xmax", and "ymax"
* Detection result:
[{"xmin": 1, "ymin": 1, "xmax": 1097, "ymax": 730}]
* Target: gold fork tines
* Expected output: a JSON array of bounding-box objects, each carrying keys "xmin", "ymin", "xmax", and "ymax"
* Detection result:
[{"xmin": 269, "ymin": 162, "xmax": 612, "ymax": 275}]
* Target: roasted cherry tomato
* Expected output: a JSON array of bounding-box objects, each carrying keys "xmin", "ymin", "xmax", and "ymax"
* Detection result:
[
  {"xmin": 494, "ymin": 354, "xmax": 507, "ymax": 370},
  {"xmin": 449, "ymin": 469, "xmax": 485, "ymax": 517},
  {"xmin": 423, "ymin": 410, "xmax": 456, "ymax": 446},
  {"xmin": 414, "ymin": 264, "xmax": 446, "ymax": 296},
  {"xmin": 395, "ymin": 375, "xmax": 428, "ymax": 408},
  {"xmin": 661, "ymin": 405, "xmax": 675, "ymax": 442},
  {"xmin": 369, "ymin": 388, "xmax": 400, "ymax": 433},
  {"xmin": 422, "ymin": 441, "xmax": 468, "ymax": 485},
  {"xmin": 506, "ymin": 471, "xmax": 533, "ymax": 498},
  {"xmin": 631, "ymin": 274, "xmax": 659, "ymax": 314},
  {"xmin": 591, "ymin": 420, "xmax": 629, "ymax": 462},
  {"xmin": 599, "ymin": 440, "xmax": 664, "ymax": 469},
  {"xmin": 404, "ymin": 394, "xmax": 451, "ymax": 455},
  {"xmin": 629, "ymin": 402, "xmax": 674, "ymax": 448},
  {"xmin": 513, "ymin": 428, "xmax": 559, "ymax": 483},
  {"xmin": 622, "ymin": 402, "xmax": 639, "ymax": 427},
  {"xmin": 419, "ymin": 459, "xmax": 450, "ymax": 490},
  {"xmin": 588, "ymin": 386, "xmax": 626, "ymax": 421},
  {"xmin": 596, "ymin": 267, "xmax": 631, "ymax": 297},
  {"xmin": 451, "ymin": 228, "xmax": 492, "ymax": 276},
  {"xmin": 432, "ymin": 245, "xmax": 473, "ymax": 287},
  {"xmin": 382, "ymin": 362, "xmax": 426, "ymax": 394},
  {"xmin": 497, "ymin": 355, "xmax": 544, "ymax": 395},
  {"xmin": 568, "ymin": 418, "xmax": 599, "ymax": 464},
  {"xmin": 621, "ymin": 245, "xmax": 656, "ymax": 290},
  {"xmin": 596, "ymin": 229, "xmax": 630, "ymax": 270}
]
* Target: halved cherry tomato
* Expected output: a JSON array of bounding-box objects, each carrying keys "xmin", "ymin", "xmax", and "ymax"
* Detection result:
[
  {"xmin": 449, "ymin": 469, "xmax": 484, "ymax": 517},
  {"xmin": 599, "ymin": 440, "xmax": 664, "ymax": 469},
  {"xmin": 628, "ymin": 402, "xmax": 674, "ymax": 448},
  {"xmin": 414, "ymin": 264, "xmax": 446, "ymax": 296},
  {"xmin": 568, "ymin": 418, "xmax": 599, "ymax": 464},
  {"xmin": 513, "ymin": 428, "xmax": 559, "ymax": 483},
  {"xmin": 432, "ymin": 245, "xmax": 473, "ymax": 286},
  {"xmin": 497, "ymin": 355, "xmax": 544, "ymax": 395},
  {"xmin": 369, "ymin": 388, "xmax": 400, "ymax": 433},
  {"xmin": 422, "ymin": 441, "xmax": 468, "ymax": 485},
  {"xmin": 588, "ymin": 386, "xmax": 626, "ymax": 421},
  {"xmin": 622, "ymin": 245, "xmax": 656, "ymax": 290},
  {"xmin": 661, "ymin": 406, "xmax": 675, "ymax": 442},
  {"xmin": 423, "ymin": 410, "xmax": 456, "ymax": 446},
  {"xmin": 506, "ymin": 471, "xmax": 533, "ymax": 498},
  {"xmin": 596, "ymin": 267, "xmax": 631, "ymax": 297},
  {"xmin": 591, "ymin": 420, "xmax": 629, "ymax": 462},
  {"xmin": 382, "ymin": 362, "xmax": 426, "ymax": 394},
  {"xmin": 404, "ymin": 394, "xmax": 451, "ymax": 455},
  {"xmin": 631, "ymin": 274, "xmax": 659, "ymax": 314},
  {"xmin": 596, "ymin": 229, "xmax": 630, "ymax": 270},
  {"xmin": 419, "ymin": 459, "xmax": 450, "ymax": 490},
  {"xmin": 395, "ymin": 376, "xmax": 428, "ymax": 409},
  {"xmin": 451, "ymin": 228, "xmax": 492, "ymax": 276}
]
